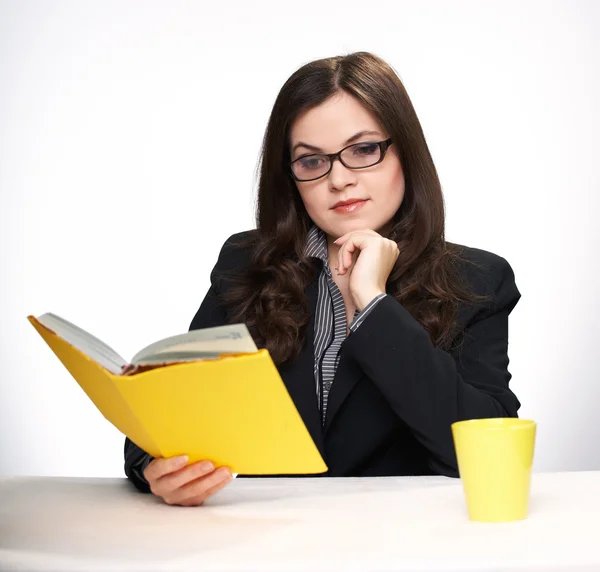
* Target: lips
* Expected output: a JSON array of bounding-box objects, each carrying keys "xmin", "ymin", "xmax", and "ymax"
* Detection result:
[
  {"xmin": 331, "ymin": 198, "xmax": 368, "ymax": 209},
  {"xmin": 331, "ymin": 198, "xmax": 369, "ymax": 214}
]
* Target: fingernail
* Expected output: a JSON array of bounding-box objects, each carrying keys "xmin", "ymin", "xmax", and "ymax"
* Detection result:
[
  {"xmin": 199, "ymin": 461, "xmax": 214, "ymax": 472},
  {"xmin": 219, "ymin": 467, "xmax": 233, "ymax": 480},
  {"xmin": 175, "ymin": 455, "xmax": 188, "ymax": 465}
]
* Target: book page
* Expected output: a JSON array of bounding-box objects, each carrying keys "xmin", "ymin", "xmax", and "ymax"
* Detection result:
[
  {"xmin": 35, "ymin": 313, "xmax": 127, "ymax": 375},
  {"xmin": 130, "ymin": 324, "xmax": 258, "ymax": 365}
]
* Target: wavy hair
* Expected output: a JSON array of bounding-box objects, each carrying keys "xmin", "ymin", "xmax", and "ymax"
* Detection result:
[{"xmin": 223, "ymin": 51, "xmax": 485, "ymax": 365}]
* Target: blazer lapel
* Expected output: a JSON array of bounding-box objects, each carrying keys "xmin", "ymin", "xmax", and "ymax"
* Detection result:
[
  {"xmin": 324, "ymin": 287, "xmax": 396, "ymax": 434},
  {"xmin": 278, "ymin": 277, "xmax": 325, "ymax": 461},
  {"xmin": 323, "ymin": 343, "xmax": 365, "ymax": 435}
]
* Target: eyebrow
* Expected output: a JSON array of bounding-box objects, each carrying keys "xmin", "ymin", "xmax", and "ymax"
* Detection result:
[{"xmin": 291, "ymin": 130, "xmax": 383, "ymax": 155}]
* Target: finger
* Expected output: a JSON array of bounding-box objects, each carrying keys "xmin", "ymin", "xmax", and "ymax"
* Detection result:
[
  {"xmin": 168, "ymin": 466, "xmax": 233, "ymax": 506},
  {"xmin": 156, "ymin": 460, "xmax": 216, "ymax": 493},
  {"xmin": 339, "ymin": 239, "xmax": 359, "ymax": 274},
  {"xmin": 337, "ymin": 242, "xmax": 347, "ymax": 274},
  {"xmin": 145, "ymin": 455, "xmax": 188, "ymax": 482},
  {"xmin": 334, "ymin": 229, "xmax": 380, "ymax": 246},
  {"xmin": 341, "ymin": 235, "xmax": 372, "ymax": 274},
  {"xmin": 343, "ymin": 241, "xmax": 356, "ymax": 272},
  {"xmin": 337, "ymin": 247, "xmax": 350, "ymax": 275},
  {"xmin": 179, "ymin": 468, "xmax": 235, "ymax": 507},
  {"xmin": 333, "ymin": 231, "xmax": 352, "ymax": 246}
]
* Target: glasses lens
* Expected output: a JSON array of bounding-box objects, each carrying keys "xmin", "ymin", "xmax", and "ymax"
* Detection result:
[
  {"xmin": 341, "ymin": 142, "xmax": 382, "ymax": 168},
  {"xmin": 292, "ymin": 155, "xmax": 330, "ymax": 181}
]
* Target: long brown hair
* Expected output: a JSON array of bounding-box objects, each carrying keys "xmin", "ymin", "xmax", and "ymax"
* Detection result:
[{"xmin": 223, "ymin": 51, "xmax": 485, "ymax": 365}]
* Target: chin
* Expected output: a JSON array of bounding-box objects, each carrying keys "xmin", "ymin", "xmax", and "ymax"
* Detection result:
[{"xmin": 337, "ymin": 217, "xmax": 379, "ymax": 235}]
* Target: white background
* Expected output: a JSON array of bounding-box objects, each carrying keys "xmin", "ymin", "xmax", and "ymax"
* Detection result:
[{"xmin": 1, "ymin": 0, "xmax": 598, "ymax": 478}]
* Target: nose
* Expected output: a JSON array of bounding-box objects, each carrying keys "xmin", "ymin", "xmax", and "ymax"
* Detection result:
[{"xmin": 328, "ymin": 156, "xmax": 357, "ymax": 192}]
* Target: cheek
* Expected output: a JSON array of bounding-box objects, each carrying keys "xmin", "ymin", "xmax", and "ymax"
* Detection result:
[
  {"xmin": 385, "ymin": 161, "xmax": 405, "ymax": 204},
  {"xmin": 297, "ymin": 185, "xmax": 328, "ymax": 217}
]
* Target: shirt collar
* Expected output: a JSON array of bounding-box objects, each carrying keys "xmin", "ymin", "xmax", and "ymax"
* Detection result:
[{"xmin": 304, "ymin": 225, "xmax": 329, "ymax": 265}]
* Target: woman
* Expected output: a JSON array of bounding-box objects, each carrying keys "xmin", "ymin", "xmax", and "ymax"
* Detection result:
[{"xmin": 125, "ymin": 51, "xmax": 521, "ymax": 506}]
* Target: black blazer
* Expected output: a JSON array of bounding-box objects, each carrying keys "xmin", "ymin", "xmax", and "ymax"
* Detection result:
[{"xmin": 125, "ymin": 231, "xmax": 520, "ymax": 489}]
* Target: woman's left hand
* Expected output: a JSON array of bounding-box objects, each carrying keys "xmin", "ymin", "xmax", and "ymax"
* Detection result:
[{"xmin": 334, "ymin": 229, "xmax": 399, "ymax": 311}]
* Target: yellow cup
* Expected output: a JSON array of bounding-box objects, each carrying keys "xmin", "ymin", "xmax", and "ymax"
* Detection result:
[{"xmin": 451, "ymin": 418, "xmax": 536, "ymax": 522}]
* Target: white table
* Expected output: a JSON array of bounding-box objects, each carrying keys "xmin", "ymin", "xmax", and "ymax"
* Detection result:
[{"xmin": 1, "ymin": 471, "xmax": 599, "ymax": 572}]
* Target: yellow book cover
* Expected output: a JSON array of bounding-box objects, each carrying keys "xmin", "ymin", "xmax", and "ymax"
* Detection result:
[{"xmin": 28, "ymin": 314, "xmax": 327, "ymax": 475}]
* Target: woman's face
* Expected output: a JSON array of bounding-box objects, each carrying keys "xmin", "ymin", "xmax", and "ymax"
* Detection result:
[{"xmin": 289, "ymin": 91, "xmax": 405, "ymax": 240}]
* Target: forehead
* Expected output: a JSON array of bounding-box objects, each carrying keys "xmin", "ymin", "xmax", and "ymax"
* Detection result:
[{"xmin": 289, "ymin": 92, "xmax": 383, "ymax": 149}]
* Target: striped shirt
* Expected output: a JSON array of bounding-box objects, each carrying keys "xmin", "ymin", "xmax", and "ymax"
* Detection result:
[{"xmin": 304, "ymin": 226, "xmax": 387, "ymax": 424}]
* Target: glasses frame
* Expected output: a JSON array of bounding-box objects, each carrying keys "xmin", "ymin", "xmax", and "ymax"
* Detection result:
[{"xmin": 289, "ymin": 137, "xmax": 394, "ymax": 182}]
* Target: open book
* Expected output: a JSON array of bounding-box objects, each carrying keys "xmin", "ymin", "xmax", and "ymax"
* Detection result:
[
  {"xmin": 28, "ymin": 313, "xmax": 327, "ymax": 475},
  {"xmin": 34, "ymin": 313, "xmax": 259, "ymax": 375}
]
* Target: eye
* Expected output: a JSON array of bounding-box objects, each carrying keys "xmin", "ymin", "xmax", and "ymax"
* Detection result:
[
  {"xmin": 298, "ymin": 155, "xmax": 327, "ymax": 169},
  {"xmin": 352, "ymin": 142, "xmax": 379, "ymax": 156}
]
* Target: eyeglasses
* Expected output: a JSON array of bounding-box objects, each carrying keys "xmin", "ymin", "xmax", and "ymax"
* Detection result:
[{"xmin": 290, "ymin": 138, "xmax": 393, "ymax": 182}]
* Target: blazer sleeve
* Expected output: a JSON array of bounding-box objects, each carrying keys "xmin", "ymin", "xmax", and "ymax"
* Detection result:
[
  {"xmin": 342, "ymin": 253, "xmax": 521, "ymax": 477},
  {"xmin": 123, "ymin": 235, "xmax": 238, "ymax": 492}
]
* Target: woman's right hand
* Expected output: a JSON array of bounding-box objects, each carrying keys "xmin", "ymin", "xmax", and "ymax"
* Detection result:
[{"xmin": 143, "ymin": 455, "xmax": 234, "ymax": 506}]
